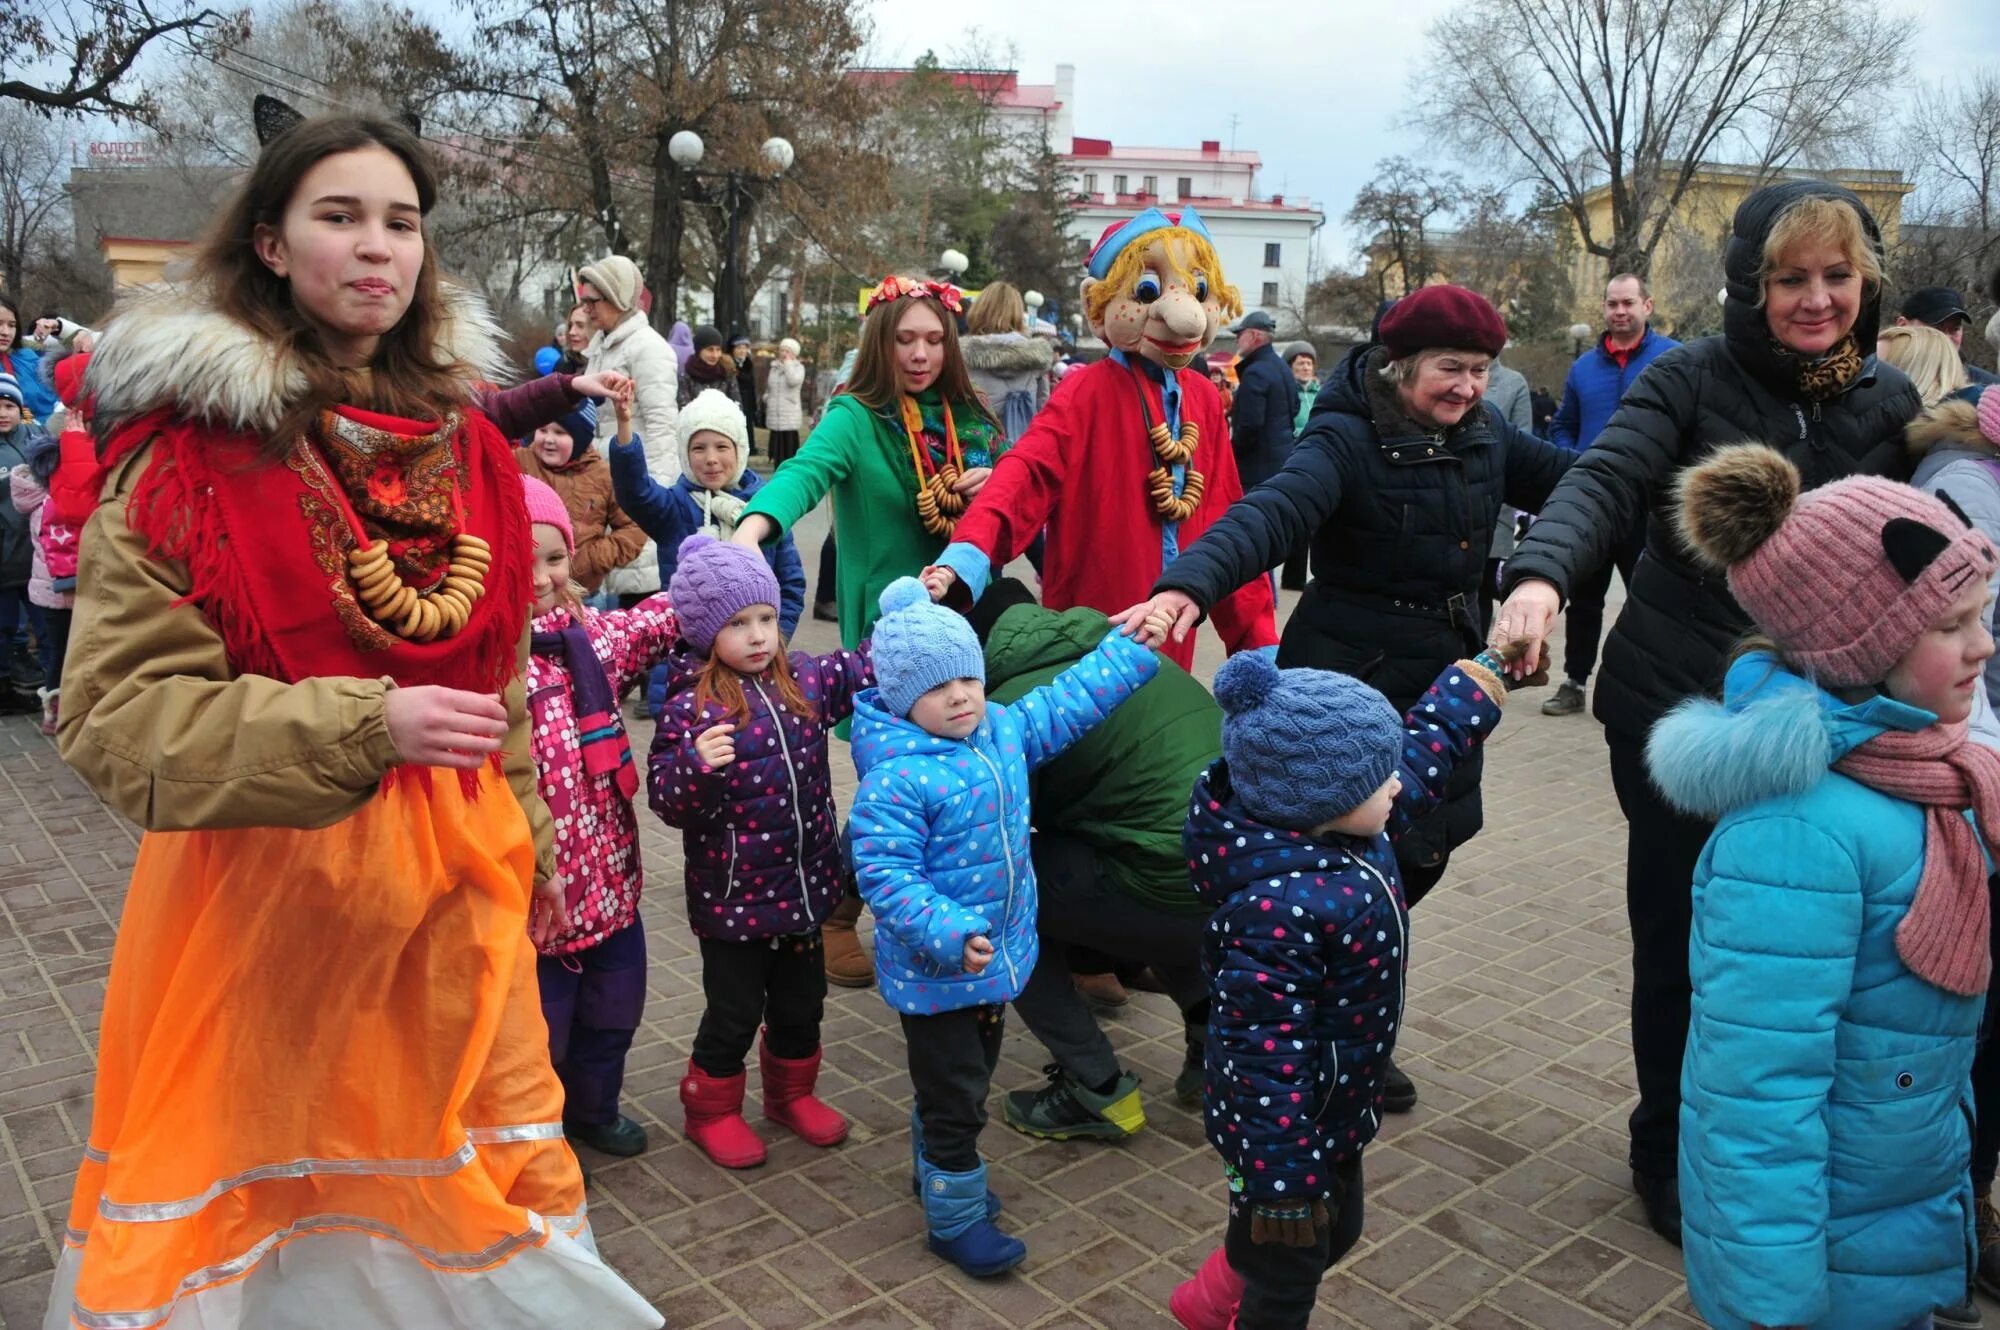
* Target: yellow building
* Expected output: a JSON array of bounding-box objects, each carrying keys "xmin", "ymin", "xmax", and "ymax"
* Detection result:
[{"xmin": 1568, "ymin": 163, "xmax": 1912, "ymax": 328}]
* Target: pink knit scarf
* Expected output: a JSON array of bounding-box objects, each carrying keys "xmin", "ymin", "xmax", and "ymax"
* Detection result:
[{"xmin": 1835, "ymin": 721, "xmax": 2000, "ymax": 995}]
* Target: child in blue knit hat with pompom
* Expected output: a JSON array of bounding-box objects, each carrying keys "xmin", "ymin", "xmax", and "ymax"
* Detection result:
[
  {"xmin": 1169, "ymin": 645, "xmax": 1522, "ymax": 1330},
  {"xmin": 849, "ymin": 577, "xmax": 1168, "ymax": 1279}
]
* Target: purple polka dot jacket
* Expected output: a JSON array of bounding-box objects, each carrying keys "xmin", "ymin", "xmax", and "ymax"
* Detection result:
[
  {"xmin": 1191, "ymin": 658, "xmax": 1505, "ymax": 1201},
  {"xmin": 649, "ymin": 640, "xmax": 874, "ymax": 941},
  {"xmin": 850, "ymin": 629, "xmax": 1160, "ymax": 1014}
]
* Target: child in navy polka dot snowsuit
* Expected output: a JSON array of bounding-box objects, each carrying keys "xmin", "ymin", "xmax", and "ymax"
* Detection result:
[
  {"xmin": 1169, "ymin": 650, "xmax": 1513, "ymax": 1330},
  {"xmin": 849, "ymin": 577, "xmax": 1161, "ymax": 1279},
  {"xmin": 650, "ymin": 535, "xmax": 874, "ymax": 1172}
]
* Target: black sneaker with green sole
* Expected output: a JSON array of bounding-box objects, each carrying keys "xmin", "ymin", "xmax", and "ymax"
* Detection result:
[{"xmin": 1002, "ymin": 1065, "xmax": 1145, "ymax": 1141}]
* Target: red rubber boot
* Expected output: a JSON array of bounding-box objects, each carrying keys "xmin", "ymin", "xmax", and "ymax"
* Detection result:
[
  {"xmin": 760, "ymin": 1040, "xmax": 850, "ymax": 1147},
  {"xmin": 1169, "ymin": 1246, "xmax": 1244, "ymax": 1330},
  {"xmin": 678, "ymin": 1062, "xmax": 767, "ymax": 1169}
]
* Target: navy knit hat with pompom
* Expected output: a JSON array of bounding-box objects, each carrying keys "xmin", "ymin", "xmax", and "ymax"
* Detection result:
[
  {"xmin": 1214, "ymin": 653, "xmax": 1405, "ymax": 831},
  {"xmin": 873, "ymin": 576, "xmax": 986, "ymax": 718}
]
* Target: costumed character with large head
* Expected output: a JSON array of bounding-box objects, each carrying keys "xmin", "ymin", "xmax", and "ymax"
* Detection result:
[{"xmin": 923, "ymin": 207, "xmax": 1277, "ymax": 670}]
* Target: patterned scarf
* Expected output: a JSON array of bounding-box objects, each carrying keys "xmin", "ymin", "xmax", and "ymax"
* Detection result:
[
  {"xmin": 1834, "ymin": 720, "xmax": 2000, "ymax": 995},
  {"xmin": 901, "ymin": 388, "xmax": 999, "ymax": 470},
  {"xmin": 1770, "ymin": 334, "xmax": 1866, "ymax": 402},
  {"xmin": 530, "ymin": 611, "xmax": 638, "ymax": 800}
]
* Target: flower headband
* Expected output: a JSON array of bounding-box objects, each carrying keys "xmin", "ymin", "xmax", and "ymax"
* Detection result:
[{"xmin": 866, "ymin": 274, "xmax": 963, "ymax": 315}]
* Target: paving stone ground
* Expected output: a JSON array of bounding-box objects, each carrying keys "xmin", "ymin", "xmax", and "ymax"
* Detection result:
[{"xmin": 2, "ymin": 502, "xmax": 1994, "ymax": 1329}]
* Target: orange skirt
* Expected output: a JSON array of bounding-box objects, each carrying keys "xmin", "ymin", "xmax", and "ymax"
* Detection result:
[{"xmin": 44, "ymin": 771, "xmax": 661, "ymax": 1330}]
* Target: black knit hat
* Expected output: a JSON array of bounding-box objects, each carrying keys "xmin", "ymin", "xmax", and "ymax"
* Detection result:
[{"xmin": 693, "ymin": 324, "xmax": 725, "ymax": 351}]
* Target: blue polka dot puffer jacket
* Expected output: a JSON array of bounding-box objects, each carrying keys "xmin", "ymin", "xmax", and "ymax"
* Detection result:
[
  {"xmin": 1190, "ymin": 659, "xmax": 1505, "ymax": 1202},
  {"xmin": 850, "ymin": 628, "xmax": 1159, "ymax": 1013}
]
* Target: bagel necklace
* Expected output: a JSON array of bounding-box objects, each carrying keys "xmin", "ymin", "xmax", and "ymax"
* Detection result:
[
  {"xmin": 901, "ymin": 394, "xmax": 968, "ymax": 538},
  {"xmin": 347, "ymin": 531, "xmax": 489, "ymax": 643},
  {"xmin": 1125, "ymin": 360, "xmax": 1204, "ymax": 521}
]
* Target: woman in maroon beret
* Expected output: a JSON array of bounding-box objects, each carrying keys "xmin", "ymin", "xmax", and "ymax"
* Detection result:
[{"xmin": 1113, "ymin": 283, "xmax": 1574, "ymax": 1108}]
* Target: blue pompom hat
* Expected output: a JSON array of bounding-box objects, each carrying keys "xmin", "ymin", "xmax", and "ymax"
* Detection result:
[
  {"xmin": 1213, "ymin": 652, "xmax": 1404, "ymax": 831},
  {"xmin": 872, "ymin": 577, "xmax": 986, "ymax": 718}
]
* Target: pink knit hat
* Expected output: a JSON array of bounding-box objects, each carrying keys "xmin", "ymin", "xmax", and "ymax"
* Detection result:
[
  {"xmin": 521, "ymin": 474, "xmax": 573, "ymax": 553},
  {"xmin": 1677, "ymin": 444, "xmax": 1997, "ymax": 687}
]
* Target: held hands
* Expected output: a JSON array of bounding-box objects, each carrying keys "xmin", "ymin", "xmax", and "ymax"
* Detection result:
[
  {"xmin": 568, "ymin": 370, "xmax": 632, "ymax": 400},
  {"xmin": 1111, "ymin": 591, "xmax": 1201, "ymax": 648},
  {"xmin": 693, "ymin": 723, "xmax": 737, "ymax": 769},
  {"xmin": 384, "ymin": 687, "xmax": 509, "ymax": 769},
  {"xmin": 1487, "ymin": 579, "xmax": 1561, "ymax": 680},
  {"xmin": 920, "ymin": 564, "xmax": 957, "ymax": 602},
  {"xmin": 528, "ymin": 875, "xmax": 570, "ymax": 947},
  {"xmin": 611, "ymin": 380, "xmax": 636, "ymax": 442},
  {"xmin": 1249, "ymin": 1198, "xmax": 1328, "ymax": 1247},
  {"xmin": 962, "ymin": 935, "xmax": 995, "ymax": 975}
]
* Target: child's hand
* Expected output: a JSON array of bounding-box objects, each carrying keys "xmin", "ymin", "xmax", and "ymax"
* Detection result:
[
  {"xmin": 962, "ymin": 935, "xmax": 994, "ymax": 975},
  {"xmin": 612, "ymin": 380, "xmax": 635, "ymax": 440},
  {"xmin": 528, "ymin": 875, "xmax": 569, "ymax": 946},
  {"xmin": 1141, "ymin": 606, "xmax": 1176, "ymax": 645},
  {"xmin": 919, "ymin": 564, "xmax": 956, "ymax": 602},
  {"xmin": 1113, "ymin": 591, "xmax": 1199, "ymax": 646},
  {"xmin": 1249, "ymin": 1198, "xmax": 1328, "ymax": 1247},
  {"xmin": 694, "ymin": 722, "xmax": 736, "ymax": 768}
]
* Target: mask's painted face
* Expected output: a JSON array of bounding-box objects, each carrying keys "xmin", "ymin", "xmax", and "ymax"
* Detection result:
[{"xmin": 1086, "ymin": 234, "xmax": 1226, "ymax": 370}]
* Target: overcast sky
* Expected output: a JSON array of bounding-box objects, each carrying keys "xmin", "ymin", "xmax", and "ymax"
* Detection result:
[{"xmin": 865, "ymin": 0, "xmax": 2000, "ymax": 266}]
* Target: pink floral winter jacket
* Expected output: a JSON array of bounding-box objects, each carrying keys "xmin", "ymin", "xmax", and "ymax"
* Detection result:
[{"xmin": 526, "ymin": 593, "xmax": 678, "ymax": 955}]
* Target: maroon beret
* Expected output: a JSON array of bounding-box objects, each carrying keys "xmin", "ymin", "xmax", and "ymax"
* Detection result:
[{"xmin": 1377, "ymin": 285, "xmax": 1508, "ymax": 359}]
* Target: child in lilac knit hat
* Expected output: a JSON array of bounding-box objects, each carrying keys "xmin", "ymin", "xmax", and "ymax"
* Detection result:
[{"xmin": 649, "ymin": 532, "xmax": 875, "ymax": 1172}]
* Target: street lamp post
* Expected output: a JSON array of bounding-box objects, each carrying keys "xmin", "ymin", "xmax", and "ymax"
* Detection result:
[
  {"xmin": 938, "ymin": 248, "xmax": 969, "ymax": 283},
  {"xmin": 667, "ymin": 131, "xmax": 795, "ymax": 337},
  {"xmin": 1568, "ymin": 321, "xmax": 1592, "ymax": 358},
  {"xmin": 1023, "ymin": 289, "xmax": 1044, "ymax": 333}
]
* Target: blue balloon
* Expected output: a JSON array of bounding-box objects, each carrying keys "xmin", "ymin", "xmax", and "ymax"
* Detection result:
[{"xmin": 533, "ymin": 346, "xmax": 561, "ymax": 375}]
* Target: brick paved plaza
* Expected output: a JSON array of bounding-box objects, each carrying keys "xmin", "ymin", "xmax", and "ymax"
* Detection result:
[{"xmin": 2, "ymin": 515, "xmax": 1993, "ymax": 1328}]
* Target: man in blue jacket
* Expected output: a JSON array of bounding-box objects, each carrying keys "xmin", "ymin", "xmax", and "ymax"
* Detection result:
[
  {"xmin": 1541, "ymin": 274, "xmax": 1678, "ymax": 717},
  {"xmin": 1227, "ymin": 310, "xmax": 1299, "ymax": 495}
]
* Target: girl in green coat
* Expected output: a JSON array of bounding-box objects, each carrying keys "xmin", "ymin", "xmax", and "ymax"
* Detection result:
[{"xmin": 732, "ymin": 275, "xmax": 1004, "ymax": 648}]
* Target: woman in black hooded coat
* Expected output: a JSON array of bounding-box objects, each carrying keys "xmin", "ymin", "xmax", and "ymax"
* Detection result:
[{"xmin": 1488, "ymin": 179, "xmax": 1922, "ymax": 1243}]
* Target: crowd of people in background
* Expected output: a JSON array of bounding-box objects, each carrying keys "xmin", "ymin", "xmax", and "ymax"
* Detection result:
[{"xmin": 22, "ymin": 97, "xmax": 2000, "ymax": 1330}]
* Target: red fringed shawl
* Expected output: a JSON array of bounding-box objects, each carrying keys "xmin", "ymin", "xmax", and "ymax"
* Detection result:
[{"xmin": 101, "ymin": 404, "xmax": 533, "ymax": 792}]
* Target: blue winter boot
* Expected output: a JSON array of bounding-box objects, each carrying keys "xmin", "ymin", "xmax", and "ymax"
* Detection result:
[
  {"xmin": 919, "ymin": 1157, "xmax": 1026, "ymax": 1277},
  {"xmin": 909, "ymin": 1109, "xmax": 1000, "ymax": 1219}
]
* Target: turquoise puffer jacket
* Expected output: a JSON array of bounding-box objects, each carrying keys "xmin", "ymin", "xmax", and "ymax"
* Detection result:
[
  {"xmin": 849, "ymin": 629, "xmax": 1158, "ymax": 1013},
  {"xmin": 1647, "ymin": 654, "xmax": 1981, "ymax": 1330}
]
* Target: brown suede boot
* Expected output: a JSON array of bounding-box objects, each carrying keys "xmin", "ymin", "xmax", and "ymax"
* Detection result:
[{"xmin": 821, "ymin": 892, "xmax": 873, "ymax": 988}]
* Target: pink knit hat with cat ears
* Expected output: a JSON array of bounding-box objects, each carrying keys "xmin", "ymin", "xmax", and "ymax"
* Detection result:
[{"xmin": 1676, "ymin": 444, "xmax": 1997, "ymax": 687}]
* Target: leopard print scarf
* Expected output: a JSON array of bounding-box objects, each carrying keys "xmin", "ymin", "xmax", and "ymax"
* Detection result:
[{"xmin": 1770, "ymin": 334, "xmax": 1865, "ymax": 402}]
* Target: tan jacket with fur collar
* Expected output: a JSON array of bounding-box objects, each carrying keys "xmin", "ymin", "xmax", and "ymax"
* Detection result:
[{"xmin": 57, "ymin": 281, "xmax": 555, "ymax": 882}]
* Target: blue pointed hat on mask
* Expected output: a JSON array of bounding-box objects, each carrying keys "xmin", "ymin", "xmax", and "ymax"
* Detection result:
[{"xmin": 1086, "ymin": 206, "xmax": 1214, "ymax": 281}]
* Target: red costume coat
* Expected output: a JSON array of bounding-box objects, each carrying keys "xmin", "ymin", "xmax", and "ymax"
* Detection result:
[{"xmin": 950, "ymin": 357, "xmax": 1277, "ymax": 670}]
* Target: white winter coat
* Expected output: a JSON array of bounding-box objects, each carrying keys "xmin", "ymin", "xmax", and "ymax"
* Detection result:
[
  {"xmin": 765, "ymin": 358, "xmax": 806, "ymax": 432},
  {"xmin": 587, "ymin": 310, "xmax": 680, "ymax": 595}
]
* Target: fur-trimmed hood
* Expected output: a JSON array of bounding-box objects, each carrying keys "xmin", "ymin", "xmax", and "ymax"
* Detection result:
[
  {"xmin": 1907, "ymin": 393, "xmax": 1995, "ymax": 463},
  {"xmin": 959, "ymin": 331, "xmax": 1054, "ymax": 375},
  {"xmin": 84, "ymin": 279, "xmax": 509, "ymax": 438},
  {"xmin": 1645, "ymin": 653, "xmax": 1934, "ymax": 819}
]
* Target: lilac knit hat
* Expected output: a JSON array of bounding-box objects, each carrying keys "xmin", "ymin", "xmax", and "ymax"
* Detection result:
[
  {"xmin": 669, "ymin": 533, "xmax": 781, "ymax": 653},
  {"xmin": 521, "ymin": 474, "xmax": 573, "ymax": 553},
  {"xmin": 1677, "ymin": 443, "xmax": 1997, "ymax": 687}
]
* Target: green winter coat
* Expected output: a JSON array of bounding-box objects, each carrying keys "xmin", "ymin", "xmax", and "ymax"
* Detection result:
[
  {"xmin": 742, "ymin": 390, "xmax": 991, "ymax": 648},
  {"xmin": 984, "ymin": 602, "xmax": 1219, "ymax": 915}
]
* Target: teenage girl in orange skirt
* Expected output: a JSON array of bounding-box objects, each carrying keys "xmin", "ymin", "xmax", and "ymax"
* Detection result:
[{"xmin": 43, "ymin": 102, "xmax": 660, "ymax": 1329}]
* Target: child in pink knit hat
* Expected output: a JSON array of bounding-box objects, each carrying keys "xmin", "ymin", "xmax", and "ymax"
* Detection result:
[
  {"xmin": 1645, "ymin": 443, "xmax": 1999, "ymax": 1330},
  {"xmin": 520, "ymin": 439, "xmax": 682, "ymax": 1164}
]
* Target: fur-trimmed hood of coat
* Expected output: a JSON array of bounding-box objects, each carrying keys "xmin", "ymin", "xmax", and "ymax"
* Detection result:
[
  {"xmin": 84, "ymin": 279, "xmax": 509, "ymax": 440},
  {"xmin": 1645, "ymin": 652, "xmax": 1934, "ymax": 820},
  {"xmin": 1907, "ymin": 393, "xmax": 1995, "ymax": 462},
  {"xmin": 959, "ymin": 331, "xmax": 1054, "ymax": 375}
]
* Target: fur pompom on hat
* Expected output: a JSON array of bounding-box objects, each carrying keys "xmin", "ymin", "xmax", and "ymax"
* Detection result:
[
  {"xmin": 677, "ymin": 388, "xmax": 749, "ymax": 482},
  {"xmin": 669, "ymin": 533, "xmax": 782, "ymax": 654},
  {"xmin": 577, "ymin": 255, "xmax": 643, "ymax": 315},
  {"xmin": 1214, "ymin": 652, "xmax": 1405, "ymax": 831},
  {"xmin": 872, "ymin": 576, "xmax": 986, "ymax": 718},
  {"xmin": 521, "ymin": 474, "xmax": 573, "ymax": 553},
  {"xmin": 1677, "ymin": 443, "xmax": 1998, "ymax": 687}
]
